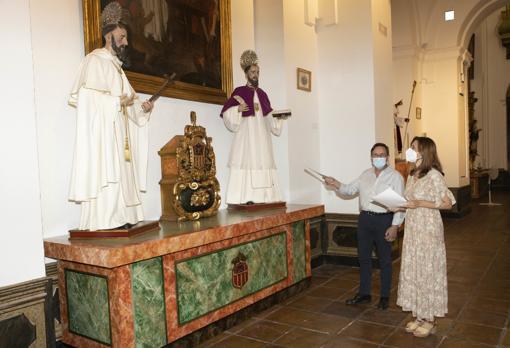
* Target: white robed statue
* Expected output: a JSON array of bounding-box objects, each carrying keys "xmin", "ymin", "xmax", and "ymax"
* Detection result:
[
  {"xmin": 220, "ymin": 50, "xmax": 286, "ymax": 204},
  {"xmin": 68, "ymin": 1, "xmax": 154, "ymax": 231}
]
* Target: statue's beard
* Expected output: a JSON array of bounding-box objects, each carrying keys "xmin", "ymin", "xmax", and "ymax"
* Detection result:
[
  {"xmin": 248, "ymin": 77, "xmax": 259, "ymax": 88},
  {"xmin": 112, "ymin": 39, "xmax": 130, "ymax": 67}
]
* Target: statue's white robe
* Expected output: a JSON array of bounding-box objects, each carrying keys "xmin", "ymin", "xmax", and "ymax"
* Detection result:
[
  {"xmin": 222, "ymin": 93, "xmax": 283, "ymax": 204},
  {"xmin": 68, "ymin": 48, "xmax": 150, "ymax": 230}
]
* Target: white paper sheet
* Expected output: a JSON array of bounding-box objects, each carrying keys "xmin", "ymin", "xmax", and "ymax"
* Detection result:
[
  {"xmin": 372, "ymin": 187, "xmax": 407, "ymax": 209},
  {"xmin": 304, "ymin": 168, "xmax": 325, "ymax": 183}
]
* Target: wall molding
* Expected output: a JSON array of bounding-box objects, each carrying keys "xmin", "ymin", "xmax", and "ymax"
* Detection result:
[{"xmin": 0, "ymin": 276, "xmax": 55, "ymax": 348}]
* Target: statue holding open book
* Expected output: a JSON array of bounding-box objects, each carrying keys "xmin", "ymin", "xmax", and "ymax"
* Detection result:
[{"xmin": 220, "ymin": 50, "xmax": 290, "ymax": 207}]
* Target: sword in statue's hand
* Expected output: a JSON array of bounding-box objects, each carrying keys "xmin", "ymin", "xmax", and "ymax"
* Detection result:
[{"xmin": 149, "ymin": 72, "xmax": 176, "ymax": 103}]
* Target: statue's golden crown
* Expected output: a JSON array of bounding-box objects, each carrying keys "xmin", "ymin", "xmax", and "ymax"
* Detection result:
[{"xmin": 240, "ymin": 50, "xmax": 258, "ymax": 71}]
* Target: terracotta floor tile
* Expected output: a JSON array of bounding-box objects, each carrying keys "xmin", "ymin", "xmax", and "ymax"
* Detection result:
[
  {"xmin": 208, "ymin": 335, "xmax": 266, "ymax": 348},
  {"xmin": 285, "ymin": 294, "xmax": 334, "ymax": 312},
  {"xmin": 435, "ymin": 318, "xmax": 455, "ymax": 336},
  {"xmin": 358, "ymin": 308, "xmax": 409, "ymax": 326},
  {"xmin": 383, "ymin": 327, "xmax": 443, "ymax": 348},
  {"xmin": 448, "ymin": 322, "xmax": 502, "ymax": 346},
  {"xmin": 309, "ymin": 275, "xmax": 330, "ymax": 288},
  {"xmin": 225, "ymin": 318, "xmax": 260, "ymax": 333},
  {"xmin": 237, "ymin": 320, "xmax": 291, "ymax": 342},
  {"xmin": 321, "ymin": 301, "xmax": 370, "ymax": 319},
  {"xmin": 438, "ymin": 337, "xmax": 497, "ymax": 347},
  {"xmin": 306, "ymin": 285, "xmax": 351, "ymax": 300},
  {"xmin": 265, "ymin": 307, "xmax": 351, "ymax": 333},
  {"xmin": 467, "ymin": 297, "xmax": 510, "ymax": 315},
  {"xmin": 252, "ymin": 305, "xmax": 283, "ymax": 320},
  {"xmin": 338, "ymin": 320, "xmax": 394, "ymax": 343},
  {"xmin": 322, "ymin": 336, "xmax": 379, "ymax": 348},
  {"xmin": 322, "ymin": 277, "xmax": 360, "ymax": 290},
  {"xmin": 273, "ymin": 327, "xmax": 331, "ymax": 347},
  {"xmin": 457, "ymin": 308, "xmax": 508, "ymax": 328},
  {"xmin": 196, "ymin": 332, "xmax": 232, "ymax": 347}
]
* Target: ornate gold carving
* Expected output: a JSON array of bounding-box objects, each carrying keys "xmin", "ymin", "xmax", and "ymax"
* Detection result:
[
  {"xmin": 159, "ymin": 112, "xmax": 220, "ymax": 222},
  {"xmin": 191, "ymin": 189, "xmax": 211, "ymax": 207}
]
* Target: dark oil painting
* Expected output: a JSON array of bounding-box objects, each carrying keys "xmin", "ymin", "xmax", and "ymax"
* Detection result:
[{"xmin": 101, "ymin": 0, "xmax": 223, "ymax": 90}]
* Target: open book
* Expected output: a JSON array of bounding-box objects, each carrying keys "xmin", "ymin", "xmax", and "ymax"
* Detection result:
[
  {"xmin": 304, "ymin": 168, "xmax": 328, "ymax": 183},
  {"xmin": 273, "ymin": 109, "xmax": 292, "ymax": 119}
]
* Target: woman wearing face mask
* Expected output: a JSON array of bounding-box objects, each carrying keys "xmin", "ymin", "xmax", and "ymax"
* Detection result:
[{"xmin": 396, "ymin": 136, "xmax": 455, "ymax": 337}]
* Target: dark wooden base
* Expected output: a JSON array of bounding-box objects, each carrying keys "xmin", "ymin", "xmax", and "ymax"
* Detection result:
[
  {"xmin": 69, "ymin": 220, "xmax": 160, "ymax": 239},
  {"xmin": 227, "ymin": 201, "xmax": 286, "ymax": 212}
]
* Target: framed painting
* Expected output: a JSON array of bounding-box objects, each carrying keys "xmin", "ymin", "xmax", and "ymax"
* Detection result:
[
  {"xmin": 416, "ymin": 106, "xmax": 422, "ymax": 120},
  {"xmin": 83, "ymin": 0, "xmax": 233, "ymax": 104},
  {"xmin": 296, "ymin": 68, "xmax": 311, "ymax": 92}
]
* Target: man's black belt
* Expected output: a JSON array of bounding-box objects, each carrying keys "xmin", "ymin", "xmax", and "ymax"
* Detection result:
[{"xmin": 361, "ymin": 210, "xmax": 393, "ymax": 216}]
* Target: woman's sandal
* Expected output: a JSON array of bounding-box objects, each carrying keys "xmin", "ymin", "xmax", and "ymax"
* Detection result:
[
  {"xmin": 413, "ymin": 321, "xmax": 436, "ymax": 337},
  {"xmin": 405, "ymin": 319, "xmax": 422, "ymax": 333}
]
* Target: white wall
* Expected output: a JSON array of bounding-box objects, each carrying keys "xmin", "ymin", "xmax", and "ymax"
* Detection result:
[
  {"xmin": 391, "ymin": 0, "xmax": 424, "ymax": 153},
  {"xmin": 471, "ymin": 8, "xmax": 510, "ymax": 170},
  {"xmin": 317, "ymin": 0, "xmax": 378, "ymax": 214},
  {"xmin": 282, "ymin": 0, "xmax": 322, "ymax": 204},
  {"xmin": 420, "ymin": 51, "xmax": 465, "ymax": 186},
  {"xmin": 0, "ymin": 1, "xmax": 46, "ymax": 287},
  {"xmin": 254, "ymin": 0, "xmax": 290, "ymax": 201},
  {"xmin": 372, "ymin": 0, "xmax": 395, "ymax": 158}
]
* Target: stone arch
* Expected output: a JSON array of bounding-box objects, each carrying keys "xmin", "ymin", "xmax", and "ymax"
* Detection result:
[{"xmin": 458, "ymin": 0, "xmax": 510, "ymax": 49}]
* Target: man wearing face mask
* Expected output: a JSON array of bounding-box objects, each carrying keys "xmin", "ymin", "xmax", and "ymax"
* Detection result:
[
  {"xmin": 68, "ymin": 1, "xmax": 154, "ymax": 231},
  {"xmin": 323, "ymin": 143, "xmax": 405, "ymax": 310}
]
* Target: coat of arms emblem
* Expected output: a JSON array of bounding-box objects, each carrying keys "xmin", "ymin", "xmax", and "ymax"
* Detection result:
[{"xmin": 231, "ymin": 253, "xmax": 249, "ymax": 289}]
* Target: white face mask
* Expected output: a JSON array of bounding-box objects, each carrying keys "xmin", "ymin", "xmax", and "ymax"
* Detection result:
[
  {"xmin": 372, "ymin": 157, "xmax": 387, "ymax": 169},
  {"xmin": 405, "ymin": 148, "xmax": 418, "ymax": 163}
]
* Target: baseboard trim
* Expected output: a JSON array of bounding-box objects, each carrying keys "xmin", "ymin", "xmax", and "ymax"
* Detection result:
[{"xmin": 0, "ymin": 276, "xmax": 55, "ymax": 348}]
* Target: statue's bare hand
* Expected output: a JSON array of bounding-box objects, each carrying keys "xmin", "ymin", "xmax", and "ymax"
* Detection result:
[
  {"xmin": 234, "ymin": 95, "xmax": 249, "ymax": 112},
  {"xmin": 141, "ymin": 100, "xmax": 154, "ymax": 113}
]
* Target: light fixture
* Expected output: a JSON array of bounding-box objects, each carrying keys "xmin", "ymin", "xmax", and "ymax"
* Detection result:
[{"xmin": 445, "ymin": 10, "xmax": 455, "ymax": 21}]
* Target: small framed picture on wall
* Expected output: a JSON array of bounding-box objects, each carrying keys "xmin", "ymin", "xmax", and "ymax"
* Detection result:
[
  {"xmin": 416, "ymin": 107, "xmax": 422, "ymax": 119},
  {"xmin": 297, "ymin": 68, "xmax": 312, "ymax": 92}
]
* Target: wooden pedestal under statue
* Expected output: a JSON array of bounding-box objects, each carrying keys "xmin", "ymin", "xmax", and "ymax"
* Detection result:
[
  {"xmin": 159, "ymin": 111, "xmax": 220, "ymax": 222},
  {"xmin": 228, "ymin": 201, "xmax": 286, "ymax": 211},
  {"xmin": 44, "ymin": 204, "xmax": 324, "ymax": 348}
]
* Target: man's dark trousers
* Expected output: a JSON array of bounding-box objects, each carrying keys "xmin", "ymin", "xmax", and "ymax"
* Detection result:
[{"xmin": 357, "ymin": 211, "xmax": 394, "ymax": 297}]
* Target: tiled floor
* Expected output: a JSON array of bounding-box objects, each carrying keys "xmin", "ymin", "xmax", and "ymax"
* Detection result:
[{"xmin": 199, "ymin": 192, "xmax": 510, "ymax": 347}]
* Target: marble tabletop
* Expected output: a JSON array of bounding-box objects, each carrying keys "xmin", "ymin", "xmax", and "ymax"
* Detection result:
[{"xmin": 44, "ymin": 204, "xmax": 324, "ymax": 268}]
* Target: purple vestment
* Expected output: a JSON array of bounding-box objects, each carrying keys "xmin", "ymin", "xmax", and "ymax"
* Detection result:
[{"xmin": 220, "ymin": 86, "xmax": 273, "ymax": 117}]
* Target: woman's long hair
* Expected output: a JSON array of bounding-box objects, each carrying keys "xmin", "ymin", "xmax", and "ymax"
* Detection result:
[{"xmin": 410, "ymin": 136, "xmax": 444, "ymax": 178}]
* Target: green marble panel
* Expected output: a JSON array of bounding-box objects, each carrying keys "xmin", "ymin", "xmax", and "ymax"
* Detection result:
[
  {"xmin": 176, "ymin": 232, "xmax": 288, "ymax": 324},
  {"xmin": 292, "ymin": 220, "xmax": 307, "ymax": 283},
  {"xmin": 131, "ymin": 257, "xmax": 167, "ymax": 348},
  {"xmin": 65, "ymin": 270, "xmax": 111, "ymax": 345}
]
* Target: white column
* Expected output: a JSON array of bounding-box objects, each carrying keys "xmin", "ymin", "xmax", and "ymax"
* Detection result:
[
  {"xmin": 317, "ymin": 0, "xmax": 394, "ymax": 213},
  {"xmin": 0, "ymin": 0, "xmax": 45, "ymax": 287}
]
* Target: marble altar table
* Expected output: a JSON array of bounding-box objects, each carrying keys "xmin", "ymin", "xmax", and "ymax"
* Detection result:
[{"xmin": 44, "ymin": 204, "xmax": 324, "ymax": 347}]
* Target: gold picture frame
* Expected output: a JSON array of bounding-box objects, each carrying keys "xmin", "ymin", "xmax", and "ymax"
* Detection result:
[
  {"xmin": 296, "ymin": 68, "xmax": 311, "ymax": 92},
  {"xmin": 83, "ymin": 0, "xmax": 233, "ymax": 105},
  {"xmin": 416, "ymin": 106, "xmax": 422, "ymax": 119}
]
